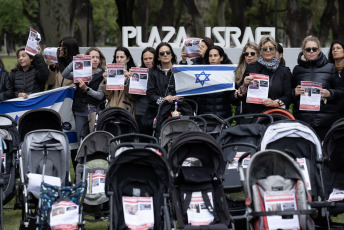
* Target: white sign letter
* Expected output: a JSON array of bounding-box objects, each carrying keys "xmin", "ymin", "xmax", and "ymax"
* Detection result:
[
  {"xmin": 122, "ymin": 26, "xmax": 137, "ymax": 48},
  {"xmin": 255, "ymin": 27, "xmax": 276, "ymax": 44},
  {"xmin": 241, "ymin": 27, "xmax": 255, "ymax": 47}
]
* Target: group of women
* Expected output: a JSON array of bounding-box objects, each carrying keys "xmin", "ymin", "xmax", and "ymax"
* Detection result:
[{"xmin": 1, "ymin": 35, "xmax": 344, "ymax": 142}]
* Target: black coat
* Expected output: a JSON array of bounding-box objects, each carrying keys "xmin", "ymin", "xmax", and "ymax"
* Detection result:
[
  {"xmin": 239, "ymin": 61, "xmax": 292, "ymax": 114},
  {"xmin": 10, "ymin": 54, "xmax": 49, "ymax": 97},
  {"xmin": 0, "ymin": 70, "xmax": 14, "ymax": 102},
  {"xmin": 336, "ymin": 68, "xmax": 344, "ymax": 117},
  {"xmin": 292, "ymin": 52, "xmax": 344, "ymax": 127}
]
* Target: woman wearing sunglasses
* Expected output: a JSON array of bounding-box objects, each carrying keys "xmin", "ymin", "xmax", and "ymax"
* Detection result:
[
  {"xmin": 237, "ymin": 35, "xmax": 292, "ymax": 114},
  {"xmin": 292, "ymin": 36, "xmax": 344, "ymax": 140},
  {"xmin": 144, "ymin": 42, "xmax": 180, "ymax": 127}
]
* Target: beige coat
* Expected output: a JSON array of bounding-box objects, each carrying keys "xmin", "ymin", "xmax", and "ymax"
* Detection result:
[{"xmin": 46, "ymin": 70, "xmax": 73, "ymax": 89}]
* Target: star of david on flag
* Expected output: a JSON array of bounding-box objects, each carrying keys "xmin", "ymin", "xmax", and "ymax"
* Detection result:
[
  {"xmin": 195, "ymin": 71, "xmax": 211, "ymax": 86},
  {"xmin": 172, "ymin": 65, "xmax": 237, "ymax": 96}
]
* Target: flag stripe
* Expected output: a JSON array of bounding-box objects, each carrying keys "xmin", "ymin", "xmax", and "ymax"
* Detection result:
[
  {"xmin": 176, "ymin": 83, "xmax": 234, "ymax": 96},
  {"xmin": 172, "ymin": 65, "xmax": 236, "ymax": 73}
]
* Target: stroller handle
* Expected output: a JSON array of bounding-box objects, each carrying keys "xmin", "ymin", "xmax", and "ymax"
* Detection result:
[
  {"xmin": 110, "ymin": 142, "xmax": 167, "ymax": 159},
  {"xmin": 159, "ymin": 115, "xmax": 208, "ymax": 133},
  {"xmin": 109, "ymin": 133, "xmax": 158, "ymax": 144},
  {"xmin": 122, "ymin": 100, "xmax": 134, "ymax": 115},
  {"xmin": 225, "ymin": 113, "xmax": 273, "ymax": 126},
  {"xmin": 0, "ymin": 113, "xmax": 17, "ymax": 126}
]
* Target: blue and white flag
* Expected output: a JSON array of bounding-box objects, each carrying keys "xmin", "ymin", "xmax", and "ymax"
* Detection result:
[
  {"xmin": 172, "ymin": 64, "xmax": 236, "ymax": 96},
  {"xmin": 0, "ymin": 87, "xmax": 78, "ymax": 149}
]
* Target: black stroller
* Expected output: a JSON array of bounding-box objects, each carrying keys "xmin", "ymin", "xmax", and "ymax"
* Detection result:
[
  {"xmin": 238, "ymin": 149, "xmax": 315, "ymax": 230},
  {"xmin": 168, "ymin": 131, "xmax": 232, "ymax": 229},
  {"xmin": 0, "ymin": 114, "xmax": 20, "ymax": 229},
  {"xmin": 106, "ymin": 134, "xmax": 170, "ymax": 230}
]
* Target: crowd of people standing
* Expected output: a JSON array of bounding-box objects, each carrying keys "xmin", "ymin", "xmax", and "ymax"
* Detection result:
[{"xmin": 1, "ymin": 35, "xmax": 344, "ymax": 142}]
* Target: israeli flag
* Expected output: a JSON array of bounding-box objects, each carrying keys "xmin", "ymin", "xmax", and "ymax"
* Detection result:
[
  {"xmin": 172, "ymin": 65, "xmax": 236, "ymax": 96},
  {"xmin": 0, "ymin": 87, "xmax": 78, "ymax": 149}
]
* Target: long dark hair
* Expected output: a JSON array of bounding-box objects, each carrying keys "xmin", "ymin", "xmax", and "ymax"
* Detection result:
[
  {"xmin": 112, "ymin": 47, "xmax": 136, "ymax": 71},
  {"xmin": 140, "ymin": 47, "xmax": 156, "ymax": 68},
  {"xmin": 203, "ymin": 46, "xmax": 232, "ymax": 64},
  {"xmin": 58, "ymin": 37, "xmax": 79, "ymax": 72},
  {"xmin": 328, "ymin": 40, "xmax": 344, "ymax": 64},
  {"xmin": 153, "ymin": 42, "xmax": 177, "ymax": 69}
]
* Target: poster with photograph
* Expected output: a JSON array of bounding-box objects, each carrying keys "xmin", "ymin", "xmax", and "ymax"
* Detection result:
[
  {"xmin": 264, "ymin": 192, "xmax": 300, "ymax": 229},
  {"xmin": 129, "ymin": 67, "xmax": 149, "ymax": 95},
  {"xmin": 87, "ymin": 172, "xmax": 105, "ymax": 194},
  {"xmin": 296, "ymin": 158, "xmax": 312, "ymax": 191},
  {"xmin": 72, "ymin": 56, "xmax": 92, "ymax": 83},
  {"xmin": 50, "ymin": 201, "xmax": 79, "ymax": 230},
  {"xmin": 299, "ymin": 81, "xmax": 321, "ymax": 111},
  {"xmin": 106, "ymin": 63, "xmax": 126, "ymax": 90},
  {"xmin": 122, "ymin": 196, "xmax": 154, "ymax": 229},
  {"xmin": 183, "ymin": 38, "xmax": 203, "ymax": 58},
  {"xmin": 44, "ymin": 47, "xmax": 58, "ymax": 63},
  {"xmin": 25, "ymin": 28, "xmax": 41, "ymax": 56},
  {"xmin": 328, "ymin": 188, "xmax": 344, "ymax": 202},
  {"xmin": 246, "ymin": 73, "xmax": 269, "ymax": 104},
  {"xmin": 185, "ymin": 192, "xmax": 214, "ymax": 226},
  {"xmin": 227, "ymin": 152, "xmax": 250, "ymax": 170}
]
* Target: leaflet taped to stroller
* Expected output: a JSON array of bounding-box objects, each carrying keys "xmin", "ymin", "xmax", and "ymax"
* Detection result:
[
  {"xmin": 185, "ymin": 191, "xmax": 214, "ymax": 226},
  {"xmin": 50, "ymin": 200, "xmax": 79, "ymax": 230},
  {"xmin": 122, "ymin": 196, "xmax": 154, "ymax": 229}
]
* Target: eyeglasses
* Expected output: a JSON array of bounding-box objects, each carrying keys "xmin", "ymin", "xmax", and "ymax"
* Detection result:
[
  {"xmin": 262, "ymin": 46, "xmax": 275, "ymax": 52},
  {"xmin": 159, "ymin": 50, "xmax": 171, "ymax": 56},
  {"xmin": 243, "ymin": 52, "xmax": 256, "ymax": 57},
  {"xmin": 304, "ymin": 47, "xmax": 319, "ymax": 52}
]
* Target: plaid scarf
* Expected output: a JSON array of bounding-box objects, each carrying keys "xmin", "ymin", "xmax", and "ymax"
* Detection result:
[{"xmin": 257, "ymin": 55, "xmax": 279, "ymax": 72}]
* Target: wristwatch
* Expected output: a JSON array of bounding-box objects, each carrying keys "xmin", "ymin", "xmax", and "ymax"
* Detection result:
[
  {"xmin": 277, "ymin": 99, "xmax": 284, "ymax": 107},
  {"xmin": 86, "ymin": 87, "xmax": 90, "ymax": 92}
]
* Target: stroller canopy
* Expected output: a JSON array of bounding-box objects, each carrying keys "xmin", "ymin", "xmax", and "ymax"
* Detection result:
[
  {"xmin": 76, "ymin": 131, "xmax": 114, "ymax": 162},
  {"xmin": 168, "ymin": 131, "xmax": 225, "ymax": 177},
  {"xmin": 18, "ymin": 108, "xmax": 62, "ymax": 142},
  {"xmin": 96, "ymin": 107, "xmax": 138, "ymax": 136}
]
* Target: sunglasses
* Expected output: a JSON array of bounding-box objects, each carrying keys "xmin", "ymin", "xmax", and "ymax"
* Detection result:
[
  {"xmin": 304, "ymin": 47, "xmax": 319, "ymax": 52},
  {"xmin": 159, "ymin": 50, "xmax": 171, "ymax": 56},
  {"xmin": 243, "ymin": 52, "xmax": 256, "ymax": 57},
  {"xmin": 262, "ymin": 46, "xmax": 275, "ymax": 52}
]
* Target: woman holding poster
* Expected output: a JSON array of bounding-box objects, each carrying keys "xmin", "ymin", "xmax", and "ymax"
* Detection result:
[
  {"xmin": 101, "ymin": 47, "xmax": 136, "ymax": 113},
  {"xmin": 62, "ymin": 47, "xmax": 106, "ymax": 143},
  {"xmin": 237, "ymin": 35, "xmax": 292, "ymax": 115},
  {"xmin": 292, "ymin": 36, "xmax": 344, "ymax": 140}
]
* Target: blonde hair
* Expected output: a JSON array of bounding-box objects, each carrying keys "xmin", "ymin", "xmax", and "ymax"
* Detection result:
[
  {"xmin": 85, "ymin": 47, "xmax": 106, "ymax": 71},
  {"xmin": 302, "ymin": 35, "xmax": 321, "ymax": 50},
  {"xmin": 235, "ymin": 42, "xmax": 260, "ymax": 84},
  {"xmin": 258, "ymin": 35, "xmax": 278, "ymax": 51}
]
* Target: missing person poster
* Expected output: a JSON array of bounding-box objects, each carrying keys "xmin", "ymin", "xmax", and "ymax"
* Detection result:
[
  {"xmin": 122, "ymin": 196, "xmax": 154, "ymax": 229},
  {"xmin": 186, "ymin": 191, "xmax": 214, "ymax": 226},
  {"xmin": 50, "ymin": 201, "xmax": 79, "ymax": 230},
  {"xmin": 106, "ymin": 63, "xmax": 126, "ymax": 90},
  {"xmin": 72, "ymin": 56, "xmax": 92, "ymax": 83},
  {"xmin": 183, "ymin": 38, "xmax": 203, "ymax": 58},
  {"xmin": 25, "ymin": 28, "xmax": 41, "ymax": 56},
  {"xmin": 129, "ymin": 67, "xmax": 149, "ymax": 95},
  {"xmin": 246, "ymin": 73, "xmax": 269, "ymax": 104},
  {"xmin": 44, "ymin": 47, "xmax": 58, "ymax": 63},
  {"xmin": 299, "ymin": 81, "xmax": 321, "ymax": 111}
]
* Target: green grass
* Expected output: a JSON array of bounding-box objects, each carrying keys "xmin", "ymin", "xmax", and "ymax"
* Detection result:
[{"xmin": 2, "ymin": 56, "xmax": 17, "ymax": 71}]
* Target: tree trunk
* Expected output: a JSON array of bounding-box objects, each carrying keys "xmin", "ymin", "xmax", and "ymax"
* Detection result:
[
  {"xmin": 217, "ymin": 0, "xmax": 225, "ymax": 26},
  {"xmin": 319, "ymin": 0, "xmax": 336, "ymax": 45},
  {"xmin": 138, "ymin": 0, "xmax": 149, "ymax": 42},
  {"xmin": 283, "ymin": 0, "xmax": 312, "ymax": 47},
  {"xmin": 38, "ymin": 0, "xmax": 77, "ymax": 46},
  {"xmin": 184, "ymin": 0, "xmax": 205, "ymax": 36},
  {"xmin": 337, "ymin": 0, "xmax": 344, "ymax": 41},
  {"xmin": 155, "ymin": 0, "xmax": 175, "ymax": 28},
  {"xmin": 115, "ymin": 0, "xmax": 135, "ymax": 45}
]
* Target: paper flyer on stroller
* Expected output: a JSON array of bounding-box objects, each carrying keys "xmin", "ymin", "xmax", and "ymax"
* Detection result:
[
  {"xmin": 296, "ymin": 158, "xmax": 312, "ymax": 190},
  {"xmin": 44, "ymin": 47, "xmax": 58, "ymax": 63},
  {"xmin": 183, "ymin": 38, "xmax": 202, "ymax": 58},
  {"xmin": 299, "ymin": 81, "xmax": 321, "ymax": 111},
  {"xmin": 106, "ymin": 63, "xmax": 126, "ymax": 90},
  {"xmin": 129, "ymin": 67, "xmax": 149, "ymax": 95},
  {"xmin": 73, "ymin": 56, "xmax": 92, "ymax": 83},
  {"xmin": 0, "ymin": 138, "xmax": 6, "ymax": 173},
  {"xmin": 328, "ymin": 189, "xmax": 344, "ymax": 202},
  {"xmin": 50, "ymin": 201, "xmax": 79, "ymax": 230},
  {"xmin": 227, "ymin": 152, "xmax": 250, "ymax": 169},
  {"xmin": 27, "ymin": 173, "xmax": 61, "ymax": 198},
  {"xmin": 25, "ymin": 28, "xmax": 41, "ymax": 56},
  {"xmin": 87, "ymin": 172, "xmax": 105, "ymax": 194},
  {"xmin": 185, "ymin": 191, "xmax": 214, "ymax": 226},
  {"xmin": 122, "ymin": 196, "xmax": 154, "ymax": 229},
  {"xmin": 246, "ymin": 73, "xmax": 269, "ymax": 104},
  {"xmin": 264, "ymin": 192, "xmax": 300, "ymax": 229}
]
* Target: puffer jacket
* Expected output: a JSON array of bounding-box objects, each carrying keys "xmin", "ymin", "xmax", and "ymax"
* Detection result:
[
  {"xmin": 292, "ymin": 52, "xmax": 344, "ymax": 127},
  {"xmin": 0, "ymin": 70, "xmax": 14, "ymax": 101},
  {"xmin": 10, "ymin": 54, "xmax": 49, "ymax": 97}
]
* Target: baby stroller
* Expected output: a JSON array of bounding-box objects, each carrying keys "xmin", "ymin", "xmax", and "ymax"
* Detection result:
[
  {"xmin": 152, "ymin": 99, "xmax": 196, "ymax": 139},
  {"xmin": 168, "ymin": 131, "xmax": 232, "ymax": 229},
  {"xmin": 105, "ymin": 134, "xmax": 170, "ymax": 230},
  {"xmin": 0, "ymin": 114, "xmax": 20, "ymax": 229},
  {"xmin": 238, "ymin": 149, "xmax": 315, "ymax": 230},
  {"xmin": 197, "ymin": 114, "xmax": 226, "ymax": 139},
  {"xmin": 75, "ymin": 131, "xmax": 114, "ymax": 220},
  {"xmin": 95, "ymin": 101, "xmax": 139, "ymax": 136}
]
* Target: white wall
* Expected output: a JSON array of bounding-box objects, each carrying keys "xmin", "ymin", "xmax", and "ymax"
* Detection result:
[{"xmin": 80, "ymin": 47, "xmax": 331, "ymax": 72}]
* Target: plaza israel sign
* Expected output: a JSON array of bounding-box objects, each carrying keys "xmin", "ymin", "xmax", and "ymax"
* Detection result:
[{"xmin": 123, "ymin": 26, "xmax": 275, "ymax": 48}]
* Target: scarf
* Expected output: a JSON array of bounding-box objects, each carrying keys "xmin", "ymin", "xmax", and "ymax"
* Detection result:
[{"xmin": 257, "ymin": 55, "xmax": 279, "ymax": 72}]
